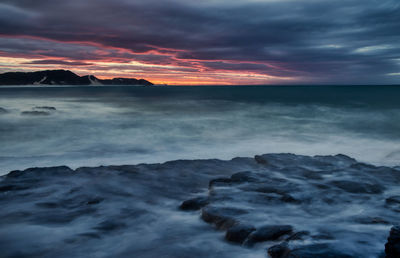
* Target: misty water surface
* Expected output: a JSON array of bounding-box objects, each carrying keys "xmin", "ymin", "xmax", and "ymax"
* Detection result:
[{"xmin": 0, "ymin": 85, "xmax": 399, "ymax": 175}]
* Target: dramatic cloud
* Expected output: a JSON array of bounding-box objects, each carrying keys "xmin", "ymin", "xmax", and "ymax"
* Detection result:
[
  {"xmin": 0, "ymin": 0, "xmax": 399, "ymax": 84},
  {"xmin": 23, "ymin": 60, "xmax": 93, "ymax": 66}
]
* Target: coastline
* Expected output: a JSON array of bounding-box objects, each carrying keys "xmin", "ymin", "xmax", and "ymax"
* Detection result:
[{"xmin": 1, "ymin": 153, "xmax": 399, "ymax": 257}]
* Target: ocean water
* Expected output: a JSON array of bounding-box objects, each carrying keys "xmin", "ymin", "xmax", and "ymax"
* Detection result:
[
  {"xmin": 1, "ymin": 85, "xmax": 400, "ymax": 258},
  {"xmin": 0, "ymin": 85, "xmax": 399, "ymax": 175}
]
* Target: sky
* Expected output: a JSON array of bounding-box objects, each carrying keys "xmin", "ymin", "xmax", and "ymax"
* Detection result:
[{"xmin": 0, "ymin": 0, "xmax": 399, "ymax": 85}]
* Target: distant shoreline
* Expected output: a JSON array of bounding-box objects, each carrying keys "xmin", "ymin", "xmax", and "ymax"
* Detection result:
[
  {"xmin": 0, "ymin": 84, "xmax": 399, "ymax": 88},
  {"xmin": 0, "ymin": 69, "xmax": 153, "ymax": 86}
]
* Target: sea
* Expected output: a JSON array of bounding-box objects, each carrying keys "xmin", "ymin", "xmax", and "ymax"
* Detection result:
[
  {"xmin": 0, "ymin": 85, "xmax": 399, "ymax": 175},
  {"xmin": 1, "ymin": 85, "xmax": 400, "ymax": 258}
]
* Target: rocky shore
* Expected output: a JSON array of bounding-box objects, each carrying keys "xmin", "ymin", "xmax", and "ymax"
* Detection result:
[{"xmin": 0, "ymin": 153, "xmax": 399, "ymax": 257}]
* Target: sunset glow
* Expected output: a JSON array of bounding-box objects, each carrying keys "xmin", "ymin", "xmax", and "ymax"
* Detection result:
[{"xmin": 0, "ymin": 0, "xmax": 399, "ymax": 85}]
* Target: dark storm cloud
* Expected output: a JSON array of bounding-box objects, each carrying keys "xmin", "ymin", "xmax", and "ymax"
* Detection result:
[
  {"xmin": 23, "ymin": 60, "xmax": 93, "ymax": 66},
  {"xmin": 0, "ymin": 0, "xmax": 399, "ymax": 83}
]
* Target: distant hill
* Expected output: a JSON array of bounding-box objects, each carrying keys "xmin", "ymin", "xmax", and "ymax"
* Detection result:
[{"xmin": 0, "ymin": 70, "xmax": 153, "ymax": 86}]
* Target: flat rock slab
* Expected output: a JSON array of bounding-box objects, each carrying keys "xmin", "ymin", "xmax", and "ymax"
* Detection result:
[
  {"xmin": 181, "ymin": 153, "xmax": 400, "ymax": 257},
  {"xmin": 0, "ymin": 153, "xmax": 399, "ymax": 258}
]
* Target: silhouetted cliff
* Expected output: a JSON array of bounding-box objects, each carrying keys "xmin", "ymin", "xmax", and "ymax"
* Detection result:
[{"xmin": 0, "ymin": 70, "xmax": 153, "ymax": 86}]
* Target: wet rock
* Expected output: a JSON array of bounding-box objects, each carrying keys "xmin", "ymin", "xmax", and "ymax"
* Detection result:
[
  {"xmin": 385, "ymin": 226, "xmax": 400, "ymax": 258},
  {"xmin": 354, "ymin": 216, "xmax": 390, "ymax": 225},
  {"xmin": 31, "ymin": 207, "xmax": 97, "ymax": 224},
  {"xmin": 34, "ymin": 106, "xmax": 56, "ymax": 111},
  {"xmin": 386, "ymin": 196, "xmax": 400, "ymax": 204},
  {"xmin": 6, "ymin": 166, "xmax": 74, "ymax": 178},
  {"xmin": 246, "ymin": 225, "xmax": 293, "ymax": 244},
  {"xmin": 254, "ymin": 186, "xmax": 286, "ymax": 195},
  {"xmin": 257, "ymin": 193, "xmax": 283, "ymax": 203},
  {"xmin": 230, "ymin": 171, "xmax": 259, "ymax": 183},
  {"xmin": 21, "ymin": 110, "xmax": 51, "ymax": 116},
  {"xmin": 35, "ymin": 195, "xmax": 103, "ymax": 211},
  {"xmin": 280, "ymin": 194, "xmax": 299, "ymax": 203},
  {"xmin": 86, "ymin": 197, "xmax": 104, "ymax": 205},
  {"xmin": 330, "ymin": 180, "xmax": 384, "ymax": 194},
  {"xmin": 35, "ymin": 202, "xmax": 60, "ymax": 208},
  {"xmin": 386, "ymin": 196, "xmax": 400, "ymax": 212},
  {"xmin": 268, "ymin": 242, "xmax": 290, "ymax": 258},
  {"xmin": 209, "ymin": 171, "xmax": 259, "ymax": 188},
  {"xmin": 209, "ymin": 177, "xmax": 232, "ymax": 188},
  {"xmin": 286, "ymin": 231, "xmax": 310, "ymax": 241},
  {"xmin": 301, "ymin": 170, "xmax": 323, "ymax": 180},
  {"xmin": 94, "ymin": 220, "xmax": 126, "ymax": 232},
  {"xmin": 225, "ymin": 224, "xmax": 256, "ymax": 244},
  {"xmin": 255, "ymin": 155, "xmax": 268, "ymax": 165},
  {"xmin": 77, "ymin": 232, "xmax": 102, "ymax": 239},
  {"xmin": 179, "ymin": 197, "xmax": 209, "ymax": 211},
  {"xmin": 61, "ymin": 195, "xmax": 104, "ymax": 209},
  {"xmin": 287, "ymin": 244, "xmax": 354, "ymax": 258},
  {"xmin": 311, "ymin": 232, "xmax": 335, "ymax": 240},
  {"xmin": 0, "ymin": 184, "xmax": 30, "ymax": 192},
  {"xmin": 2, "ymin": 153, "xmax": 399, "ymax": 257},
  {"xmin": 201, "ymin": 206, "xmax": 246, "ymax": 230},
  {"xmin": 0, "ymin": 107, "xmax": 8, "ymax": 114},
  {"xmin": 350, "ymin": 163, "xmax": 377, "ymax": 170}
]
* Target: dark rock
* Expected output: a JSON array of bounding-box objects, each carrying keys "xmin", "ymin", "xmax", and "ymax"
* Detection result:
[
  {"xmin": 287, "ymin": 244, "xmax": 353, "ymax": 258},
  {"xmin": 313, "ymin": 183, "xmax": 331, "ymax": 189},
  {"xmin": 230, "ymin": 171, "xmax": 259, "ymax": 183},
  {"xmin": 0, "ymin": 184, "xmax": 30, "ymax": 192},
  {"xmin": 180, "ymin": 197, "xmax": 209, "ymax": 211},
  {"xmin": 209, "ymin": 177, "xmax": 232, "ymax": 188},
  {"xmin": 247, "ymin": 225, "xmax": 293, "ymax": 244},
  {"xmin": 77, "ymin": 232, "xmax": 102, "ymax": 239},
  {"xmin": 209, "ymin": 171, "xmax": 259, "ymax": 188},
  {"xmin": 386, "ymin": 196, "xmax": 400, "ymax": 204},
  {"xmin": 286, "ymin": 231, "xmax": 310, "ymax": 241},
  {"xmin": 268, "ymin": 242, "xmax": 290, "ymax": 258},
  {"xmin": 280, "ymin": 194, "xmax": 299, "ymax": 203},
  {"xmin": 225, "ymin": 224, "xmax": 256, "ymax": 244},
  {"xmin": 94, "ymin": 220, "xmax": 126, "ymax": 232},
  {"xmin": 386, "ymin": 196, "xmax": 400, "ymax": 212},
  {"xmin": 334, "ymin": 154, "xmax": 358, "ymax": 163},
  {"xmin": 301, "ymin": 170, "xmax": 323, "ymax": 180},
  {"xmin": 35, "ymin": 196, "xmax": 103, "ymax": 210},
  {"xmin": 201, "ymin": 206, "xmax": 247, "ymax": 230},
  {"xmin": 6, "ymin": 166, "xmax": 74, "ymax": 178},
  {"xmin": 86, "ymin": 197, "xmax": 104, "ymax": 205},
  {"xmin": 21, "ymin": 111, "xmax": 51, "ymax": 116},
  {"xmin": 355, "ymin": 216, "xmax": 390, "ymax": 225},
  {"xmin": 0, "ymin": 107, "xmax": 8, "ymax": 114},
  {"xmin": 2, "ymin": 153, "xmax": 398, "ymax": 257},
  {"xmin": 330, "ymin": 180, "xmax": 385, "ymax": 194},
  {"xmin": 31, "ymin": 207, "xmax": 97, "ymax": 224},
  {"xmin": 311, "ymin": 232, "xmax": 335, "ymax": 240},
  {"xmin": 35, "ymin": 202, "xmax": 59, "ymax": 208},
  {"xmin": 255, "ymin": 155, "xmax": 268, "ymax": 165},
  {"xmin": 254, "ymin": 186, "xmax": 286, "ymax": 195},
  {"xmin": 34, "ymin": 106, "xmax": 56, "ymax": 111},
  {"xmin": 350, "ymin": 163, "xmax": 377, "ymax": 170},
  {"xmin": 61, "ymin": 195, "xmax": 100, "ymax": 209},
  {"xmin": 385, "ymin": 226, "xmax": 400, "ymax": 258}
]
